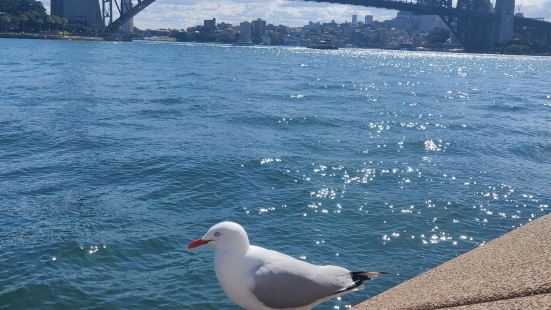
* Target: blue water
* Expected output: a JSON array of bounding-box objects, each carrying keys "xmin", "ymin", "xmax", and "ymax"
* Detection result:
[{"xmin": 1, "ymin": 38, "xmax": 550, "ymax": 309}]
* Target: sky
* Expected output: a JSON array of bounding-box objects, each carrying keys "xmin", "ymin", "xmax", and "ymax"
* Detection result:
[{"xmin": 40, "ymin": 0, "xmax": 551, "ymax": 30}]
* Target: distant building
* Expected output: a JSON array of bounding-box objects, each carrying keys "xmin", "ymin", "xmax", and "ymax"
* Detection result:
[
  {"xmin": 352, "ymin": 15, "xmax": 358, "ymax": 25},
  {"xmin": 120, "ymin": 0, "xmax": 133, "ymax": 33},
  {"xmin": 307, "ymin": 21, "xmax": 322, "ymax": 30},
  {"xmin": 50, "ymin": 0, "xmax": 103, "ymax": 28},
  {"xmin": 219, "ymin": 27, "xmax": 236, "ymax": 42},
  {"xmin": 204, "ymin": 18, "xmax": 216, "ymax": 31},
  {"xmin": 252, "ymin": 18, "xmax": 267, "ymax": 37},
  {"xmin": 218, "ymin": 22, "xmax": 233, "ymax": 28},
  {"xmin": 365, "ymin": 15, "xmax": 374, "ymax": 24},
  {"xmin": 238, "ymin": 21, "xmax": 253, "ymax": 44},
  {"xmin": 50, "ymin": 0, "xmax": 62, "ymax": 16}
]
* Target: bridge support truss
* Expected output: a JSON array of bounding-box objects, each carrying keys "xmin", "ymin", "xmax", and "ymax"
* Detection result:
[{"xmin": 102, "ymin": 0, "xmax": 156, "ymax": 33}]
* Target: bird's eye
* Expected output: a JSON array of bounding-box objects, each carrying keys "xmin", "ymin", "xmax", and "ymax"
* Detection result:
[{"xmin": 214, "ymin": 232, "xmax": 221, "ymax": 237}]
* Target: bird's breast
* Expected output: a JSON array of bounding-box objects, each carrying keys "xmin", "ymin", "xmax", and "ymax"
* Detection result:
[{"xmin": 214, "ymin": 254, "xmax": 258, "ymax": 308}]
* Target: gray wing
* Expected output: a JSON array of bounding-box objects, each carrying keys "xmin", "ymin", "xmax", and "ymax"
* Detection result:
[{"xmin": 251, "ymin": 261, "xmax": 354, "ymax": 309}]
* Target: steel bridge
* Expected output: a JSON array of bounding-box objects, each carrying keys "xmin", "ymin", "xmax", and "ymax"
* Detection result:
[
  {"xmin": 102, "ymin": 0, "xmax": 155, "ymax": 33},
  {"xmin": 102, "ymin": 0, "xmax": 551, "ymax": 51}
]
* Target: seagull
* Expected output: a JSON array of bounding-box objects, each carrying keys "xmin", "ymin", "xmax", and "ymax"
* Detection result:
[{"xmin": 187, "ymin": 221, "xmax": 385, "ymax": 310}]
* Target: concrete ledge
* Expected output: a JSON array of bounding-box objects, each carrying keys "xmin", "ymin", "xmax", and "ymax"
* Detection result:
[
  {"xmin": 355, "ymin": 213, "xmax": 551, "ymax": 309},
  {"xmin": 447, "ymin": 293, "xmax": 551, "ymax": 309}
]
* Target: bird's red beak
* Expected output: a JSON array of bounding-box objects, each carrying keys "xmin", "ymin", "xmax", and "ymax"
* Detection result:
[{"xmin": 188, "ymin": 238, "xmax": 209, "ymax": 249}]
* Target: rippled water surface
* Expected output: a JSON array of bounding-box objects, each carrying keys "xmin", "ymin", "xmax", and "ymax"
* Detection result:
[{"xmin": 1, "ymin": 38, "xmax": 551, "ymax": 309}]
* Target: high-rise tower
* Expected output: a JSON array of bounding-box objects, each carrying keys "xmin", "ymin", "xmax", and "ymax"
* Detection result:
[
  {"xmin": 50, "ymin": 0, "xmax": 103, "ymax": 28},
  {"xmin": 238, "ymin": 22, "xmax": 253, "ymax": 44}
]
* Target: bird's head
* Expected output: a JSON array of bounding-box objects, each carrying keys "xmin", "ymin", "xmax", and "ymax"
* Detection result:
[{"xmin": 188, "ymin": 221, "xmax": 250, "ymax": 253}]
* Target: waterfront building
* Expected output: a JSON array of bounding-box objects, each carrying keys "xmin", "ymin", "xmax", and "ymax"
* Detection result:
[
  {"xmin": 252, "ymin": 18, "xmax": 267, "ymax": 37},
  {"xmin": 50, "ymin": 0, "xmax": 103, "ymax": 28},
  {"xmin": 352, "ymin": 15, "xmax": 358, "ymax": 25},
  {"xmin": 204, "ymin": 18, "xmax": 216, "ymax": 32},
  {"xmin": 238, "ymin": 21, "xmax": 253, "ymax": 44},
  {"xmin": 219, "ymin": 26, "xmax": 236, "ymax": 43}
]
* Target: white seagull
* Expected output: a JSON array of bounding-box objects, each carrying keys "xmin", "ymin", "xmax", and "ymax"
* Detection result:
[{"xmin": 187, "ymin": 221, "xmax": 385, "ymax": 310}]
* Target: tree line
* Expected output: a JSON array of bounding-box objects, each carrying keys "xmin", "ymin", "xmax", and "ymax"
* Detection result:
[{"xmin": 0, "ymin": 0, "xmax": 88, "ymax": 34}]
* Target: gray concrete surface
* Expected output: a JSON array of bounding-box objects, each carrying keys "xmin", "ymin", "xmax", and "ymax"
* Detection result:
[
  {"xmin": 355, "ymin": 213, "xmax": 551, "ymax": 309},
  {"xmin": 447, "ymin": 293, "xmax": 551, "ymax": 309}
]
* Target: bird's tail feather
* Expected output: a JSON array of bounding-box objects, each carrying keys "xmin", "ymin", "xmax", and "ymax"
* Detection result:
[{"xmin": 351, "ymin": 271, "xmax": 388, "ymax": 283}]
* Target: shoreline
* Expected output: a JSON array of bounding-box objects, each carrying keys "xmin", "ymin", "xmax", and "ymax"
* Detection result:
[
  {"xmin": 2, "ymin": 33, "xmax": 549, "ymax": 56},
  {"xmin": 0, "ymin": 32, "xmax": 104, "ymax": 41}
]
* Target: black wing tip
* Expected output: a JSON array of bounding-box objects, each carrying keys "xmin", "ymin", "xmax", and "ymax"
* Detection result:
[
  {"xmin": 351, "ymin": 271, "xmax": 388, "ymax": 282},
  {"xmin": 339, "ymin": 272, "xmax": 388, "ymax": 294}
]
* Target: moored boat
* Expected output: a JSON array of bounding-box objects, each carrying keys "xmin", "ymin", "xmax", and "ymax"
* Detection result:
[{"xmin": 308, "ymin": 40, "xmax": 338, "ymax": 50}]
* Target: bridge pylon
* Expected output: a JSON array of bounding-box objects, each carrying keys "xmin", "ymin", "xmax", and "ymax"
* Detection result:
[
  {"xmin": 437, "ymin": 0, "xmax": 496, "ymax": 51},
  {"xmin": 494, "ymin": 0, "xmax": 515, "ymax": 44}
]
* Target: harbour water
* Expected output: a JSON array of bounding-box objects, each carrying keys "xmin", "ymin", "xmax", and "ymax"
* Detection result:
[{"xmin": 1, "ymin": 38, "xmax": 550, "ymax": 309}]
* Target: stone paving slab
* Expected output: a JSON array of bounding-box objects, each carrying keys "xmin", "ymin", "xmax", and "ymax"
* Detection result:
[
  {"xmin": 445, "ymin": 293, "xmax": 551, "ymax": 309},
  {"xmin": 355, "ymin": 213, "xmax": 551, "ymax": 310}
]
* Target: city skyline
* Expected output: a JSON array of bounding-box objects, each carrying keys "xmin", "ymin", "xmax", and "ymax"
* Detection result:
[{"xmin": 39, "ymin": 0, "xmax": 551, "ymax": 29}]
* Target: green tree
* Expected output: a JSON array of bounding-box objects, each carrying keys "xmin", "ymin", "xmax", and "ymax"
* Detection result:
[
  {"xmin": 0, "ymin": 0, "xmax": 46, "ymax": 15},
  {"xmin": 18, "ymin": 13, "xmax": 28, "ymax": 32},
  {"xmin": 1, "ymin": 14, "xmax": 12, "ymax": 32},
  {"xmin": 36, "ymin": 16, "xmax": 44, "ymax": 32},
  {"xmin": 0, "ymin": 0, "xmax": 51, "ymax": 33},
  {"xmin": 46, "ymin": 14, "xmax": 54, "ymax": 32},
  {"xmin": 47, "ymin": 15, "xmax": 68, "ymax": 33}
]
